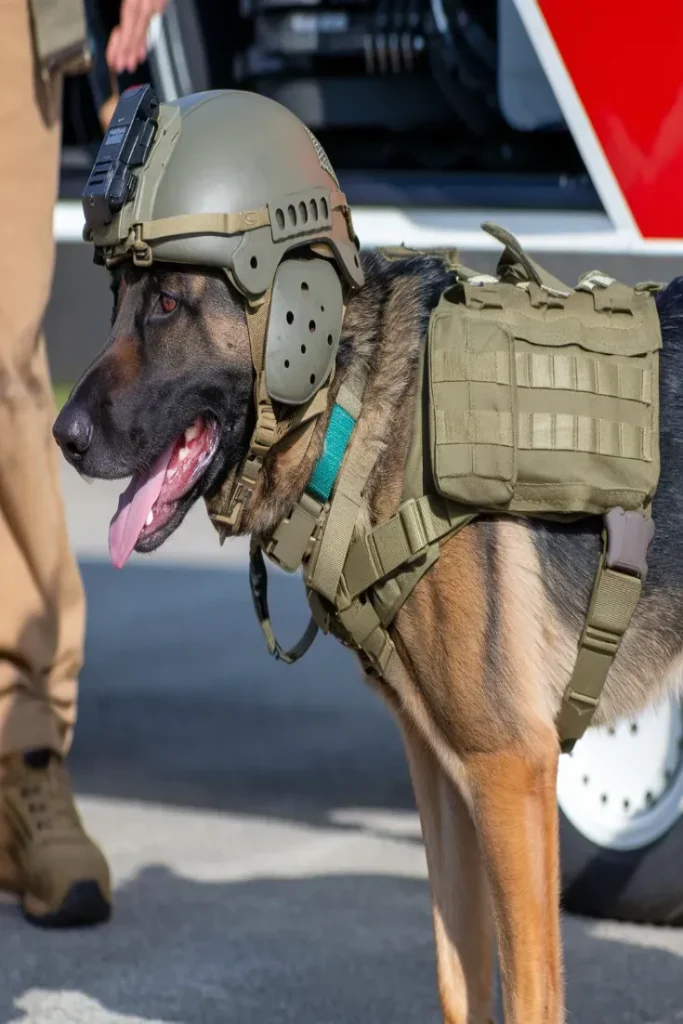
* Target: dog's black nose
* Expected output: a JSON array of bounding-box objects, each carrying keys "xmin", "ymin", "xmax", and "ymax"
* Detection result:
[{"xmin": 53, "ymin": 405, "xmax": 93, "ymax": 461}]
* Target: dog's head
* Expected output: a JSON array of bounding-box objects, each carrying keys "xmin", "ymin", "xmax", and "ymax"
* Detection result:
[{"xmin": 53, "ymin": 263, "xmax": 254, "ymax": 566}]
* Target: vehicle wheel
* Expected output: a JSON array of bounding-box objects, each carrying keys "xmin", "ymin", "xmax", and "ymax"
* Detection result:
[{"xmin": 558, "ymin": 697, "xmax": 683, "ymax": 924}]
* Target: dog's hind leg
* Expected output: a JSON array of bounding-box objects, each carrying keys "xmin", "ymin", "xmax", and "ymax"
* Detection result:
[
  {"xmin": 401, "ymin": 720, "xmax": 495, "ymax": 1024},
  {"xmin": 465, "ymin": 726, "xmax": 564, "ymax": 1024}
]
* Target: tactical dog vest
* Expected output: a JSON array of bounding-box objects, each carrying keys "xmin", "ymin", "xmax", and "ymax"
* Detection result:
[{"xmin": 250, "ymin": 224, "xmax": 661, "ymax": 752}]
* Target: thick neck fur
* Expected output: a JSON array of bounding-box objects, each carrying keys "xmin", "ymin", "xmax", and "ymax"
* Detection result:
[{"xmin": 242, "ymin": 250, "xmax": 454, "ymax": 538}]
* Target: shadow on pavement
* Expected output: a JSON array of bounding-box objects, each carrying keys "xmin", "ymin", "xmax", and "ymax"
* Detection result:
[
  {"xmin": 70, "ymin": 560, "xmax": 416, "ymax": 834},
  {"xmin": 0, "ymin": 870, "xmax": 439, "ymax": 1024},
  {"xmin": 0, "ymin": 868, "xmax": 681, "ymax": 1023}
]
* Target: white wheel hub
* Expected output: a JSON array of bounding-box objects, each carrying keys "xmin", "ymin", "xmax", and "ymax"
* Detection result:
[{"xmin": 557, "ymin": 699, "xmax": 683, "ymax": 851}]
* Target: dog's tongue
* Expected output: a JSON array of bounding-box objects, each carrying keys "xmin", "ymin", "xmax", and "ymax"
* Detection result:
[{"xmin": 108, "ymin": 442, "xmax": 175, "ymax": 569}]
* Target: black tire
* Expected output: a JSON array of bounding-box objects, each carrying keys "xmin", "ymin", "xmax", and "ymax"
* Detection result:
[{"xmin": 560, "ymin": 804, "xmax": 683, "ymax": 924}]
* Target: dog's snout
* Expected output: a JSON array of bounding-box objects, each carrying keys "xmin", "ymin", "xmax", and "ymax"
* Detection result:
[{"xmin": 53, "ymin": 404, "xmax": 94, "ymax": 461}]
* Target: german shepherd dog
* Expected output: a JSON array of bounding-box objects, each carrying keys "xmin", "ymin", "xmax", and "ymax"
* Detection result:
[{"xmin": 53, "ymin": 252, "xmax": 683, "ymax": 1024}]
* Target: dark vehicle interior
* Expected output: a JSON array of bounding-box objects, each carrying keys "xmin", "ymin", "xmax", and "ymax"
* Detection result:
[{"xmin": 60, "ymin": 0, "xmax": 599, "ymax": 212}]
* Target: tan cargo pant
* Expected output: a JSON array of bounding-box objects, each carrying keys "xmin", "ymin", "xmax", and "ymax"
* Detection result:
[{"xmin": 0, "ymin": 0, "xmax": 85, "ymax": 757}]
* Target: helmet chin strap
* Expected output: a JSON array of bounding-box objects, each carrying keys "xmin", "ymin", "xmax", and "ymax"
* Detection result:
[{"xmin": 206, "ymin": 286, "xmax": 332, "ymax": 537}]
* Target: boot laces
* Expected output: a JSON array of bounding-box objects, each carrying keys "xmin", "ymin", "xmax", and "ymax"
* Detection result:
[{"xmin": 18, "ymin": 760, "xmax": 81, "ymax": 837}]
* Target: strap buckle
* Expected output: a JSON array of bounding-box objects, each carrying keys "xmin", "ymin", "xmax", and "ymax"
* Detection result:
[
  {"xmin": 605, "ymin": 506, "xmax": 655, "ymax": 581},
  {"xmin": 210, "ymin": 456, "xmax": 261, "ymax": 532},
  {"xmin": 129, "ymin": 225, "xmax": 153, "ymax": 267},
  {"xmin": 398, "ymin": 502, "xmax": 430, "ymax": 560},
  {"xmin": 251, "ymin": 404, "xmax": 279, "ymax": 457},
  {"xmin": 265, "ymin": 492, "xmax": 326, "ymax": 573}
]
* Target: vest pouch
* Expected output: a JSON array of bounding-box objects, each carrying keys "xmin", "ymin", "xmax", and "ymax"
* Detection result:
[{"xmin": 429, "ymin": 290, "xmax": 518, "ymax": 508}]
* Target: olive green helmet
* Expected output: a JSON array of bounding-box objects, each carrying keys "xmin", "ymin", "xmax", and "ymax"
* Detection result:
[{"xmin": 83, "ymin": 86, "xmax": 364, "ymax": 405}]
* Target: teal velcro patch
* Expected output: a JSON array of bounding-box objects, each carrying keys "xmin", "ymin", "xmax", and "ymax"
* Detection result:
[{"xmin": 308, "ymin": 403, "xmax": 356, "ymax": 501}]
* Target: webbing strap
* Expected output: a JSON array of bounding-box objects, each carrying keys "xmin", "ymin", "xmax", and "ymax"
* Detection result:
[
  {"xmin": 138, "ymin": 191, "xmax": 350, "ymax": 247},
  {"xmin": 555, "ymin": 508, "xmax": 654, "ymax": 752},
  {"xmin": 210, "ymin": 290, "xmax": 320, "ymax": 533},
  {"xmin": 436, "ymin": 409, "xmax": 651, "ymax": 462},
  {"xmin": 518, "ymin": 413, "xmax": 650, "ymax": 461},
  {"xmin": 212, "ymin": 293, "xmax": 275, "ymax": 530},
  {"xmin": 437, "ymin": 409, "xmax": 514, "ymax": 448},
  {"xmin": 250, "ymin": 376, "xmax": 369, "ymax": 662},
  {"xmin": 139, "ymin": 209, "xmax": 271, "ymax": 242},
  {"xmin": 308, "ymin": 403, "xmax": 356, "ymax": 501},
  {"xmin": 432, "ymin": 349, "xmax": 512, "ymax": 385},
  {"xmin": 342, "ymin": 495, "xmax": 475, "ymax": 599},
  {"xmin": 334, "ymin": 595, "xmax": 400, "ymax": 676},
  {"xmin": 307, "ymin": 380, "xmax": 374, "ymax": 602},
  {"xmin": 576, "ymin": 272, "xmax": 636, "ymax": 314},
  {"xmin": 433, "ymin": 349, "xmax": 652, "ymax": 404},
  {"xmin": 249, "ymin": 540, "xmax": 319, "ymax": 663}
]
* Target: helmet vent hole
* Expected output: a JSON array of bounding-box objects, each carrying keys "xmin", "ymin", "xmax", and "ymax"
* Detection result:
[
  {"xmin": 284, "ymin": 360, "xmax": 290, "ymax": 369},
  {"xmin": 310, "ymin": 374, "xmax": 316, "ymax": 385},
  {"xmin": 353, "ymin": 254, "xmax": 360, "ymax": 267},
  {"xmin": 275, "ymin": 209, "xmax": 285, "ymax": 230},
  {"xmin": 298, "ymin": 201, "xmax": 308, "ymax": 223},
  {"xmin": 250, "ymin": 256, "xmax": 258, "ymax": 269},
  {"xmin": 310, "ymin": 199, "xmax": 318, "ymax": 220},
  {"xmin": 301, "ymin": 282, "xmax": 309, "ymax": 292},
  {"xmin": 287, "ymin": 205, "xmax": 296, "ymax": 226},
  {"xmin": 309, "ymin": 320, "xmax": 316, "ymax": 332},
  {"xmin": 301, "ymin": 344, "xmax": 306, "ymax": 354},
  {"xmin": 321, "ymin": 198, "xmax": 329, "ymax": 218},
  {"xmin": 320, "ymin": 305, "xmax": 325, "ymax": 312},
  {"xmin": 327, "ymin": 334, "xmax": 333, "ymax": 346},
  {"xmin": 286, "ymin": 311, "xmax": 294, "ymax": 325}
]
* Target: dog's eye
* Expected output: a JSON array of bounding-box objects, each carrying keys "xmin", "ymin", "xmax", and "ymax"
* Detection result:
[{"xmin": 159, "ymin": 293, "xmax": 177, "ymax": 314}]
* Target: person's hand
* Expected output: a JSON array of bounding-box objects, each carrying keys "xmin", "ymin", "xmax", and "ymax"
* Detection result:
[{"xmin": 106, "ymin": 0, "xmax": 169, "ymax": 75}]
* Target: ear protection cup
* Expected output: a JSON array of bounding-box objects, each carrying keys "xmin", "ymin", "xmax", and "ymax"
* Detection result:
[{"xmin": 265, "ymin": 259, "xmax": 344, "ymax": 405}]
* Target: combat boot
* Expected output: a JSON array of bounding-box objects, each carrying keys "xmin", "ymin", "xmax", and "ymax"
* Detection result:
[{"xmin": 0, "ymin": 749, "xmax": 111, "ymax": 927}]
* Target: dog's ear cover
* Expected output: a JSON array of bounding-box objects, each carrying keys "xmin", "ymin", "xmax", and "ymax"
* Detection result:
[{"xmin": 265, "ymin": 258, "xmax": 344, "ymax": 405}]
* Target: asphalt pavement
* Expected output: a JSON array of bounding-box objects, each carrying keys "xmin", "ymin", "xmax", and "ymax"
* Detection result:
[{"xmin": 0, "ymin": 465, "xmax": 682, "ymax": 1023}]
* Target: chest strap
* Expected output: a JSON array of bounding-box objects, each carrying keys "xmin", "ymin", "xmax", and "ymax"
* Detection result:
[
  {"xmin": 250, "ymin": 374, "xmax": 370, "ymax": 660},
  {"xmin": 341, "ymin": 495, "xmax": 475, "ymax": 599}
]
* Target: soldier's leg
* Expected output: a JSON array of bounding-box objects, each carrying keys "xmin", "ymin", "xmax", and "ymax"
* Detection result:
[{"xmin": 0, "ymin": 0, "xmax": 110, "ymax": 927}]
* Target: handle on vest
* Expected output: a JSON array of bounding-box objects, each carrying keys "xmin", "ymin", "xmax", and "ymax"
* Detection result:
[{"xmin": 481, "ymin": 221, "xmax": 571, "ymax": 296}]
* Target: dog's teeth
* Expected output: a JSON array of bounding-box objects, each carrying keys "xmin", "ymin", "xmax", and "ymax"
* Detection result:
[
  {"xmin": 167, "ymin": 467, "xmax": 177, "ymax": 480},
  {"xmin": 178, "ymin": 447, "xmax": 189, "ymax": 462},
  {"xmin": 145, "ymin": 511, "xmax": 154, "ymax": 527},
  {"xmin": 185, "ymin": 423, "xmax": 200, "ymax": 442}
]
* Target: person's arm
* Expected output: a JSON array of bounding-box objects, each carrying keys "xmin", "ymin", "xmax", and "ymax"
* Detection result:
[{"xmin": 106, "ymin": 0, "xmax": 168, "ymax": 76}]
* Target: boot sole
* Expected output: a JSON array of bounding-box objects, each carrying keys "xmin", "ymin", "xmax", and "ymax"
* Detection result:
[{"xmin": 23, "ymin": 880, "xmax": 111, "ymax": 929}]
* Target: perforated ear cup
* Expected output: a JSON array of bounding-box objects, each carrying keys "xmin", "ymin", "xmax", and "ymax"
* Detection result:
[{"xmin": 265, "ymin": 259, "xmax": 344, "ymax": 405}]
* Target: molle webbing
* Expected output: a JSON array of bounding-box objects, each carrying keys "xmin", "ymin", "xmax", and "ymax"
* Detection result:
[{"xmin": 427, "ymin": 267, "xmax": 661, "ymax": 516}]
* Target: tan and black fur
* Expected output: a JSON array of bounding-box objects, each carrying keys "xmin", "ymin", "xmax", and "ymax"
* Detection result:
[{"xmin": 54, "ymin": 251, "xmax": 683, "ymax": 1023}]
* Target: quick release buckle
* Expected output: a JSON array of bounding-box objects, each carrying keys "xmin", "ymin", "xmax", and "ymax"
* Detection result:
[
  {"xmin": 398, "ymin": 502, "xmax": 430, "ymax": 560},
  {"xmin": 604, "ymin": 507, "xmax": 655, "ymax": 581},
  {"xmin": 130, "ymin": 226, "xmax": 153, "ymax": 267},
  {"xmin": 211, "ymin": 457, "xmax": 261, "ymax": 532},
  {"xmin": 265, "ymin": 492, "xmax": 326, "ymax": 573},
  {"xmin": 251, "ymin": 404, "xmax": 279, "ymax": 457}
]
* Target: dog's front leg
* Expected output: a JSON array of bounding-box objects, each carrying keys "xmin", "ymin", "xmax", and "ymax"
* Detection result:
[
  {"xmin": 401, "ymin": 721, "xmax": 495, "ymax": 1024},
  {"xmin": 465, "ymin": 727, "xmax": 564, "ymax": 1024}
]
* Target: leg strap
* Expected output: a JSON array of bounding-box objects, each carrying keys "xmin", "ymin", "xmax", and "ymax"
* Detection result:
[{"xmin": 556, "ymin": 507, "xmax": 654, "ymax": 753}]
